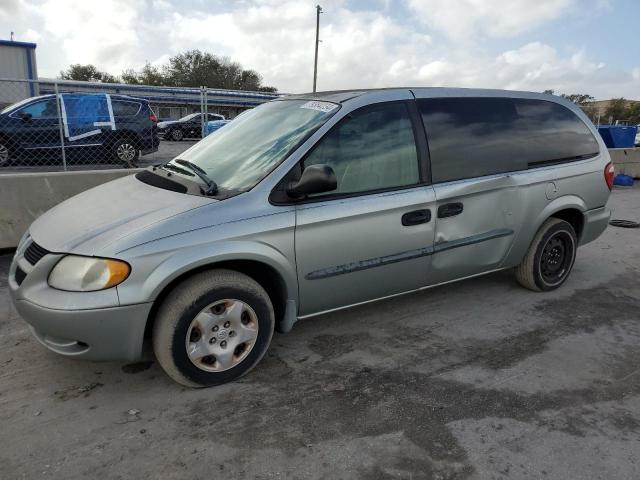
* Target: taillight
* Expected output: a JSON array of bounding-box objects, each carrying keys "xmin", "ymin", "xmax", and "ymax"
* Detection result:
[
  {"xmin": 604, "ymin": 162, "xmax": 615, "ymax": 190},
  {"xmin": 149, "ymin": 113, "xmax": 158, "ymax": 123}
]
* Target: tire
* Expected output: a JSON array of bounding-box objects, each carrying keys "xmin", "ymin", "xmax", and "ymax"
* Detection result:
[
  {"xmin": 0, "ymin": 141, "xmax": 11, "ymax": 166},
  {"xmin": 112, "ymin": 138, "xmax": 140, "ymax": 168},
  {"xmin": 170, "ymin": 128, "xmax": 184, "ymax": 141},
  {"xmin": 515, "ymin": 217, "xmax": 577, "ymax": 292},
  {"xmin": 152, "ymin": 269, "xmax": 275, "ymax": 387}
]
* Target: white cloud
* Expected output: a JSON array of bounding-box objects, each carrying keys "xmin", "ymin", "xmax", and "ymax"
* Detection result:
[
  {"xmin": 0, "ymin": 0, "xmax": 637, "ymax": 99},
  {"xmin": 39, "ymin": 0, "xmax": 142, "ymax": 71},
  {"xmin": 407, "ymin": 0, "xmax": 576, "ymax": 39}
]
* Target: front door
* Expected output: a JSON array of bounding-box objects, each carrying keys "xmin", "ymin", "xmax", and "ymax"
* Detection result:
[
  {"xmin": 11, "ymin": 98, "xmax": 61, "ymax": 156},
  {"xmin": 294, "ymin": 101, "xmax": 436, "ymax": 316}
]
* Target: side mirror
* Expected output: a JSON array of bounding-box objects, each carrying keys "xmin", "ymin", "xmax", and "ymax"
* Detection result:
[
  {"xmin": 287, "ymin": 164, "xmax": 337, "ymax": 198},
  {"xmin": 19, "ymin": 112, "xmax": 32, "ymax": 122}
]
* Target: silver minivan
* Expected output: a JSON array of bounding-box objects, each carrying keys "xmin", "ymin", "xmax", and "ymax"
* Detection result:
[{"xmin": 9, "ymin": 88, "xmax": 613, "ymax": 387}]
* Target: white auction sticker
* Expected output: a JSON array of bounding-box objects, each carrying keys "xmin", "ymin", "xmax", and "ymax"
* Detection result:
[{"xmin": 300, "ymin": 101, "xmax": 338, "ymax": 113}]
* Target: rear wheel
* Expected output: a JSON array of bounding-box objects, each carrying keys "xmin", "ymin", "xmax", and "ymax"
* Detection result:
[
  {"xmin": 152, "ymin": 269, "xmax": 275, "ymax": 387},
  {"xmin": 515, "ymin": 217, "xmax": 577, "ymax": 291},
  {"xmin": 112, "ymin": 138, "xmax": 139, "ymax": 168},
  {"xmin": 170, "ymin": 128, "xmax": 184, "ymax": 141}
]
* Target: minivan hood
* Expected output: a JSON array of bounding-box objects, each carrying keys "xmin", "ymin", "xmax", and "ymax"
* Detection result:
[{"xmin": 29, "ymin": 174, "xmax": 214, "ymax": 255}]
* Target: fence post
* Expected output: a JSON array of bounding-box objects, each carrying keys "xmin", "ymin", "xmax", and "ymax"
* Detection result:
[
  {"xmin": 204, "ymin": 87, "xmax": 208, "ymax": 138},
  {"xmin": 200, "ymin": 86, "xmax": 206, "ymax": 138},
  {"xmin": 53, "ymin": 81, "xmax": 67, "ymax": 171}
]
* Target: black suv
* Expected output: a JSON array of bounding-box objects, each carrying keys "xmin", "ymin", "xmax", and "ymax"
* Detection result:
[
  {"xmin": 157, "ymin": 112, "xmax": 225, "ymax": 141},
  {"xmin": 0, "ymin": 93, "xmax": 159, "ymax": 167}
]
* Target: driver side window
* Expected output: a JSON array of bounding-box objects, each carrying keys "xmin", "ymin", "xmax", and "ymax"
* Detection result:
[
  {"xmin": 303, "ymin": 102, "xmax": 419, "ymax": 196},
  {"xmin": 17, "ymin": 99, "xmax": 59, "ymax": 119}
]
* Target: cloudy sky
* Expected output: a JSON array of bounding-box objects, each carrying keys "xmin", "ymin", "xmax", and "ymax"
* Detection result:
[{"xmin": 1, "ymin": 0, "xmax": 638, "ymax": 99}]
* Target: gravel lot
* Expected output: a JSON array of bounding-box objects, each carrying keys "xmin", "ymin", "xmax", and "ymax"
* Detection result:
[{"xmin": 1, "ymin": 186, "xmax": 639, "ymax": 479}]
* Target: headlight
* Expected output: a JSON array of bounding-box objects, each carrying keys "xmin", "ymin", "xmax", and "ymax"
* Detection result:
[
  {"xmin": 16, "ymin": 231, "xmax": 30, "ymax": 254},
  {"xmin": 48, "ymin": 256, "xmax": 131, "ymax": 292}
]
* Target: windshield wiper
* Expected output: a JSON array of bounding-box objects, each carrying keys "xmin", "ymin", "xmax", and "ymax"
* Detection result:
[
  {"xmin": 160, "ymin": 163, "xmax": 192, "ymax": 177},
  {"xmin": 173, "ymin": 159, "xmax": 218, "ymax": 195}
]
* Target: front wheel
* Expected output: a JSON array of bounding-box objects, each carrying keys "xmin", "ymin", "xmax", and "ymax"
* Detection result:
[
  {"xmin": 515, "ymin": 217, "xmax": 577, "ymax": 291},
  {"xmin": 152, "ymin": 269, "xmax": 275, "ymax": 387},
  {"xmin": 0, "ymin": 141, "xmax": 11, "ymax": 166}
]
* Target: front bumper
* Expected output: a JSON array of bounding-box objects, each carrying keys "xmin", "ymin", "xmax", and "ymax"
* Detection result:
[
  {"xmin": 9, "ymin": 237, "xmax": 152, "ymax": 362},
  {"xmin": 580, "ymin": 206, "xmax": 611, "ymax": 245},
  {"xmin": 13, "ymin": 298, "xmax": 151, "ymax": 361}
]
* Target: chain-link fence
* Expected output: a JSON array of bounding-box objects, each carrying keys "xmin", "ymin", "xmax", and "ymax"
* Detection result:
[{"xmin": 0, "ymin": 78, "xmax": 278, "ymax": 173}]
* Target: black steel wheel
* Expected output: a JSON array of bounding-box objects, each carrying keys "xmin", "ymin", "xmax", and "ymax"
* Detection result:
[{"xmin": 515, "ymin": 217, "xmax": 577, "ymax": 291}]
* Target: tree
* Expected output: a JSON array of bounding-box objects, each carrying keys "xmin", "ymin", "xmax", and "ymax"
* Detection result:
[
  {"xmin": 118, "ymin": 50, "xmax": 277, "ymax": 92},
  {"xmin": 60, "ymin": 50, "xmax": 278, "ymax": 92},
  {"xmin": 59, "ymin": 64, "xmax": 119, "ymax": 83},
  {"xmin": 560, "ymin": 93, "xmax": 595, "ymax": 106},
  {"xmin": 625, "ymin": 102, "xmax": 640, "ymax": 125},
  {"xmin": 604, "ymin": 98, "xmax": 629, "ymax": 123},
  {"xmin": 121, "ymin": 63, "xmax": 168, "ymax": 86}
]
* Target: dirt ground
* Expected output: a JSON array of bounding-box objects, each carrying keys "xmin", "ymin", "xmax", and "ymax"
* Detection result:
[{"xmin": 1, "ymin": 186, "xmax": 639, "ymax": 480}]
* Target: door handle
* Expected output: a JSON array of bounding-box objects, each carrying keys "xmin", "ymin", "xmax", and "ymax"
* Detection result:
[
  {"xmin": 438, "ymin": 202, "xmax": 464, "ymax": 218},
  {"xmin": 402, "ymin": 209, "xmax": 431, "ymax": 226}
]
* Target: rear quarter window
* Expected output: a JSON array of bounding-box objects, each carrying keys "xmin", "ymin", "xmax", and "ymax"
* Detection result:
[
  {"xmin": 112, "ymin": 100, "xmax": 141, "ymax": 117},
  {"xmin": 419, "ymin": 97, "xmax": 600, "ymax": 183}
]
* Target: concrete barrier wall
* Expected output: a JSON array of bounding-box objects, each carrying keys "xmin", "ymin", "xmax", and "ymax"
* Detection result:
[
  {"xmin": 0, "ymin": 169, "xmax": 141, "ymax": 249},
  {"xmin": 609, "ymin": 148, "xmax": 640, "ymax": 178}
]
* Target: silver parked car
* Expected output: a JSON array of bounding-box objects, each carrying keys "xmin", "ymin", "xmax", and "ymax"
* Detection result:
[{"xmin": 9, "ymin": 88, "xmax": 613, "ymax": 387}]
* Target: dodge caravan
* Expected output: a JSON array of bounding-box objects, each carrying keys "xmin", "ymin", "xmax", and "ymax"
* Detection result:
[{"xmin": 9, "ymin": 88, "xmax": 613, "ymax": 387}]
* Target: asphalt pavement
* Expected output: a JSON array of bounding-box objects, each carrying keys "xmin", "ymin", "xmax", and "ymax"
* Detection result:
[{"xmin": 1, "ymin": 186, "xmax": 639, "ymax": 479}]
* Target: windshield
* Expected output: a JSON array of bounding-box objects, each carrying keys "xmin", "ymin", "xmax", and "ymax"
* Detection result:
[
  {"xmin": 178, "ymin": 113, "xmax": 199, "ymax": 121},
  {"xmin": 168, "ymin": 99, "xmax": 339, "ymax": 192}
]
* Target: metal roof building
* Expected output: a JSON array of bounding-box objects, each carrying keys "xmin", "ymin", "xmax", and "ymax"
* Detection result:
[
  {"xmin": 0, "ymin": 41, "xmax": 280, "ymax": 119},
  {"xmin": 37, "ymin": 79, "xmax": 282, "ymax": 119}
]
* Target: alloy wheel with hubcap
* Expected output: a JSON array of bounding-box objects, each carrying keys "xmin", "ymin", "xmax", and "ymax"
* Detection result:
[
  {"xmin": 152, "ymin": 269, "xmax": 275, "ymax": 387},
  {"xmin": 116, "ymin": 142, "xmax": 137, "ymax": 165},
  {"xmin": 186, "ymin": 299, "xmax": 259, "ymax": 372},
  {"xmin": 171, "ymin": 129, "xmax": 184, "ymax": 141}
]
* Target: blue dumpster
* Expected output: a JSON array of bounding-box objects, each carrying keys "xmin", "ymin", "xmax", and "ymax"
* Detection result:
[{"xmin": 597, "ymin": 125, "xmax": 638, "ymax": 148}]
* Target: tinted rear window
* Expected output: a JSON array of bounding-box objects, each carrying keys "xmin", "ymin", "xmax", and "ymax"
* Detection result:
[
  {"xmin": 112, "ymin": 100, "xmax": 141, "ymax": 117},
  {"xmin": 419, "ymin": 97, "xmax": 600, "ymax": 183}
]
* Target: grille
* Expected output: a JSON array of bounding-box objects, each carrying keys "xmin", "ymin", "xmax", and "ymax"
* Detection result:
[
  {"xmin": 24, "ymin": 241, "xmax": 50, "ymax": 266},
  {"xmin": 15, "ymin": 266, "xmax": 26, "ymax": 286}
]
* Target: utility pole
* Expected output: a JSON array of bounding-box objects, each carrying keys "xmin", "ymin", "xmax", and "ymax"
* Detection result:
[{"xmin": 313, "ymin": 5, "xmax": 322, "ymax": 92}]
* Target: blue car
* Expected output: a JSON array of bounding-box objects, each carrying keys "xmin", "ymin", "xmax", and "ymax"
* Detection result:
[
  {"xmin": 0, "ymin": 93, "xmax": 159, "ymax": 167},
  {"xmin": 206, "ymin": 119, "xmax": 231, "ymax": 136}
]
